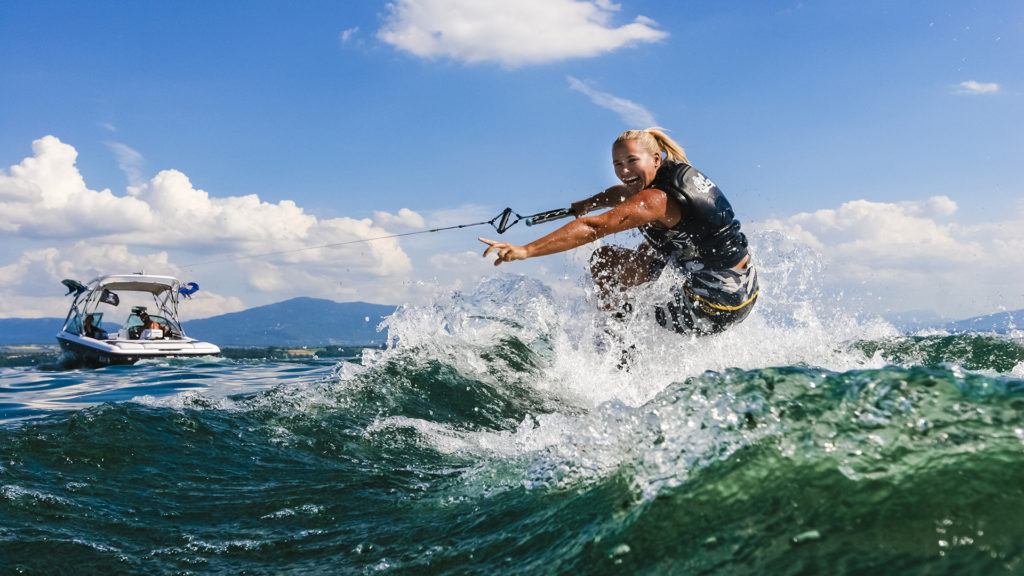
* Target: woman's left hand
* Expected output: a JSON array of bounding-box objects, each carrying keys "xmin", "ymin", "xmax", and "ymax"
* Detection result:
[{"xmin": 479, "ymin": 237, "xmax": 527, "ymax": 266}]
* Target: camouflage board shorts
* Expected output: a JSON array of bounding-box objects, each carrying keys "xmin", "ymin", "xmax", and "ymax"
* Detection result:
[{"xmin": 652, "ymin": 261, "xmax": 759, "ymax": 335}]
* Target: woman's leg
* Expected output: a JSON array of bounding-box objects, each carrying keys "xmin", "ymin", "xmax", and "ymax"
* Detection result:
[{"xmin": 589, "ymin": 245, "xmax": 655, "ymax": 311}]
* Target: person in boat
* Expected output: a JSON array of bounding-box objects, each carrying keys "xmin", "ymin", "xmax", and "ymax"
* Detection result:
[
  {"xmin": 479, "ymin": 127, "xmax": 758, "ymax": 335},
  {"xmin": 82, "ymin": 314, "xmax": 107, "ymax": 339},
  {"xmin": 138, "ymin": 311, "xmax": 171, "ymax": 338}
]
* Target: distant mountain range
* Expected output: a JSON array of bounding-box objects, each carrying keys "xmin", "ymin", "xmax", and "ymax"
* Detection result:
[
  {"xmin": 1, "ymin": 300, "xmax": 1021, "ymax": 347},
  {"xmin": 944, "ymin": 309, "xmax": 1024, "ymax": 335},
  {"xmin": 182, "ymin": 298, "xmax": 395, "ymax": 347},
  {"xmin": 0, "ymin": 318, "xmax": 72, "ymax": 346},
  {"xmin": 0, "ymin": 298, "xmax": 397, "ymax": 347}
]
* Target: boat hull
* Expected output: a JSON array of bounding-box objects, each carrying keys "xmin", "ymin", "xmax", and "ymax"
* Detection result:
[{"xmin": 56, "ymin": 332, "xmax": 221, "ymax": 367}]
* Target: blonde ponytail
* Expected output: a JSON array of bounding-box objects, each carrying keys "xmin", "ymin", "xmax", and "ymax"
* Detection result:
[{"xmin": 615, "ymin": 127, "xmax": 689, "ymax": 164}]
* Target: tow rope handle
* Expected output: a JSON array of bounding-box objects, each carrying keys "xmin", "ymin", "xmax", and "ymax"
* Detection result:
[
  {"xmin": 524, "ymin": 207, "xmax": 574, "ymax": 227},
  {"xmin": 488, "ymin": 207, "xmax": 575, "ymax": 234}
]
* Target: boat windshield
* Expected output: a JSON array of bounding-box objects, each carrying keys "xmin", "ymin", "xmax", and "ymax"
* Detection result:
[
  {"xmin": 65, "ymin": 314, "xmax": 83, "ymax": 335},
  {"xmin": 124, "ymin": 310, "xmax": 176, "ymax": 340}
]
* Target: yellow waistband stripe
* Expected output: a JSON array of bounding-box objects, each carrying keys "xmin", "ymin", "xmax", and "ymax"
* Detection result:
[{"xmin": 691, "ymin": 290, "xmax": 759, "ymax": 311}]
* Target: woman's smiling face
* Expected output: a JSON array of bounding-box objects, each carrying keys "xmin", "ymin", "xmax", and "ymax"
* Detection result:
[{"xmin": 612, "ymin": 139, "xmax": 661, "ymax": 193}]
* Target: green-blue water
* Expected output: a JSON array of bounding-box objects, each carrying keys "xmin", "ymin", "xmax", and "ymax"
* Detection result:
[{"xmin": 2, "ymin": 270, "xmax": 1023, "ymax": 574}]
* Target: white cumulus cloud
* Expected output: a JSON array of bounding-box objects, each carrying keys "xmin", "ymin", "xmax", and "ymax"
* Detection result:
[
  {"xmin": 0, "ymin": 136, "xmax": 152, "ymax": 237},
  {"xmin": 374, "ymin": 208, "xmax": 426, "ymax": 229},
  {"xmin": 377, "ymin": 0, "xmax": 667, "ymax": 67},
  {"xmin": 757, "ymin": 196, "xmax": 1024, "ymax": 318},
  {"xmin": 0, "ymin": 136, "xmax": 422, "ymax": 317}
]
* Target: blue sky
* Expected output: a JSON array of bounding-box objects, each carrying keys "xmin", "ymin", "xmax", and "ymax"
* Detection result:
[{"xmin": 1, "ymin": 0, "xmax": 1021, "ymax": 322}]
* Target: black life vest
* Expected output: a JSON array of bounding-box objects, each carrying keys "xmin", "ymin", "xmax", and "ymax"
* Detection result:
[{"xmin": 640, "ymin": 161, "xmax": 748, "ymax": 270}]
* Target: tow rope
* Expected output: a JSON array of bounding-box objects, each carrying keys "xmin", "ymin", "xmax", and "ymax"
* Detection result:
[{"xmin": 182, "ymin": 206, "xmax": 575, "ymax": 268}]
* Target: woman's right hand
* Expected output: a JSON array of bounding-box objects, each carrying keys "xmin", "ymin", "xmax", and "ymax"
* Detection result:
[{"xmin": 479, "ymin": 238, "xmax": 528, "ymax": 266}]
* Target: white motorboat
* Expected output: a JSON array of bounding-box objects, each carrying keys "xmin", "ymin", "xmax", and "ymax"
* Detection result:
[{"xmin": 56, "ymin": 273, "xmax": 220, "ymax": 366}]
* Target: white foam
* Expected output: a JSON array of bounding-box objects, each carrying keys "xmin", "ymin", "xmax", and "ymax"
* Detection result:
[
  {"xmin": 323, "ymin": 231, "xmax": 920, "ymax": 498},
  {"xmin": 364, "ymin": 231, "xmax": 899, "ymax": 412}
]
